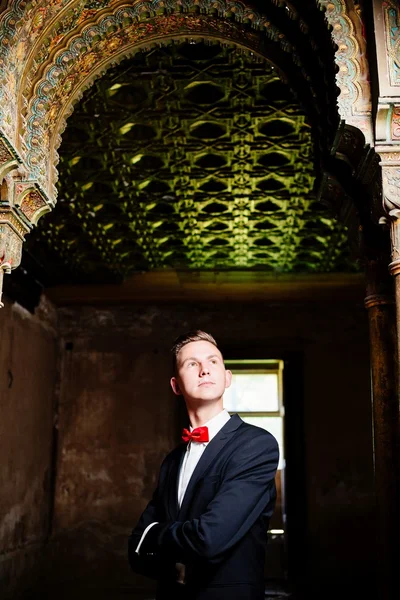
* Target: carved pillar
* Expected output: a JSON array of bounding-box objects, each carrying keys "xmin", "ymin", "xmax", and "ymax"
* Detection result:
[
  {"xmin": 372, "ymin": 154, "xmax": 400, "ymax": 599},
  {"xmin": 373, "ymin": 1, "xmax": 400, "ymax": 593},
  {"xmin": 364, "ymin": 249, "xmax": 399, "ymax": 600},
  {"xmin": 0, "ymin": 216, "xmax": 27, "ymax": 308},
  {"xmin": 0, "ymin": 131, "xmax": 53, "ymax": 307},
  {"xmin": 0, "ymin": 135, "xmax": 24, "ymax": 308},
  {"xmin": 380, "ymin": 158, "xmax": 400, "ymax": 348},
  {"xmin": 0, "ymin": 261, "xmax": 10, "ymax": 307}
]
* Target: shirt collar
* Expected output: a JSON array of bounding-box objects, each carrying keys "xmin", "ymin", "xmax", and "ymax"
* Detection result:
[{"xmin": 190, "ymin": 409, "xmax": 231, "ymax": 443}]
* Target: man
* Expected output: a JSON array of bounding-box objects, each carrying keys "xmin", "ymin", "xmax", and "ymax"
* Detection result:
[{"xmin": 128, "ymin": 330, "xmax": 279, "ymax": 600}]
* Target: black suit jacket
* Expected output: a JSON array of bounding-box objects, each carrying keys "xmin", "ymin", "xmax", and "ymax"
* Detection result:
[{"xmin": 128, "ymin": 414, "xmax": 279, "ymax": 600}]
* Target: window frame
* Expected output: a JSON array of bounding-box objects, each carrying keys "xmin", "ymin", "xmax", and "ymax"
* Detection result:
[{"xmin": 224, "ymin": 358, "xmax": 284, "ymax": 418}]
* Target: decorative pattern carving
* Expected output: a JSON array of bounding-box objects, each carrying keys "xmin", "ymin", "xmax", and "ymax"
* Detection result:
[
  {"xmin": 383, "ymin": 0, "xmax": 400, "ymax": 88},
  {"xmin": 19, "ymin": 189, "xmax": 51, "ymax": 223},
  {"xmin": 24, "ymin": 42, "xmax": 354, "ymax": 281},
  {"xmin": 389, "ymin": 218, "xmax": 400, "ymax": 277},
  {"xmin": 0, "ymin": 1, "xmax": 363, "ymax": 290},
  {"xmin": 379, "ymin": 161, "xmax": 400, "ymax": 276},
  {"xmin": 378, "ymin": 152, "xmax": 400, "ymax": 163},
  {"xmin": 0, "ymin": 210, "xmax": 29, "ymax": 239},
  {"xmin": 374, "ymin": 2, "xmax": 400, "ymax": 145},
  {"xmin": 0, "ymin": 136, "xmax": 13, "ymax": 164},
  {"xmin": 0, "ymin": 0, "xmax": 340, "ymax": 201},
  {"xmin": 392, "ymin": 106, "xmax": 400, "ymax": 139},
  {"xmin": 0, "ymin": 152, "xmax": 53, "ymax": 225},
  {"xmin": 0, "ymin": 0, "xmax": 113, "ymax": 137},
  {"xmin": 21, "ymin": 0, "xmax": 283, "ymax": 99},
  {"xmin": 0, "ymin": 0, "xmax": 288, "ymax": 144},
  {"xmin": 318, "ymin": 0, "xmax": 372, "ymax": 142},
  {"xmin": 382, "ymin": 166, "xmax": 400, "ymax": 219},
  {"xmin": 0, "ymin": 131, "xmax": 21, "ymax": 178},
  {"xmin": 22, "ymin": 8, "xmax": 293, "ymax": 191},
  {"xmin": 0, "ymin": 221, "xmax": 23, "ymax": 264}
]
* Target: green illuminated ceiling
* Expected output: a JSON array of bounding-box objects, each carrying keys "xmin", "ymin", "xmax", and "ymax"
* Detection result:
[{"xmin": 24, "ymin": 41, "xmax": 355, "ymax": 285}]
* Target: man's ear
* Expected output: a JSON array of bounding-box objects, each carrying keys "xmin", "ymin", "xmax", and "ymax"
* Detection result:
[
  {"xmin": 225, "ymin": 369, "xmax": 232, "ymax": 389},
  {"xmin": 170, "ymin": 376, "xmax": 182, "ymax": 396}
]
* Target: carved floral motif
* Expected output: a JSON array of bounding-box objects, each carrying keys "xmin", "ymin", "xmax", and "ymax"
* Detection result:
[
  {"xmin": 0, "ymin": 137, "xmax": 13, "ymax": 164},
  {"xmin": 20, "ymin": 189, "xmax": 50, "ymax": 222}
]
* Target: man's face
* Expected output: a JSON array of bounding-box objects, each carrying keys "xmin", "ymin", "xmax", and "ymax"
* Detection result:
[{"xmin": 170, "ymin": 340, "xmax": 232, "ymax": 405}]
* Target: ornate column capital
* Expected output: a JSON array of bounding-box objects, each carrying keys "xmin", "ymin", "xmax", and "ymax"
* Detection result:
[
  {"xmin": 0, "ymin": 130, "xmax": 54, "ymax": 307},
  {"xmin": 380, "ymin": 154, "xmax": 400, "ymax": 216},
  {"xmin": 0, "ymin": 212, "xmax": 30, "ymax": 307},
  {"xmin": 377, "ymin": 152, "xmax": 400, "ymax": 276}
]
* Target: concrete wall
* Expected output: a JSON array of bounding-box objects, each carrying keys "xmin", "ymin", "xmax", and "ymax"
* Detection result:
[
  {"xmin": 42, "ymin": 299, "xmax": 374, "ymax": 597},
  {"xmin": 0, "ymin": 297, "xmax": 58, "ymax": 599}
]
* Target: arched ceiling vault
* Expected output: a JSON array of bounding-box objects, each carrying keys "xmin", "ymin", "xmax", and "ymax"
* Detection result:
[
  {"xmin": 0, "ymin": 0, "xmax": 373, "ymax": 297},
  {"xmin": 26, "ymin": 40, "xmax": 359, "ymax": 283}
]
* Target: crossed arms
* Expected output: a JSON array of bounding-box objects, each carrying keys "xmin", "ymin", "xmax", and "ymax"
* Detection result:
[{"xmin": 128, "ymin": 431, "xmax": 279, "ymax": 579}]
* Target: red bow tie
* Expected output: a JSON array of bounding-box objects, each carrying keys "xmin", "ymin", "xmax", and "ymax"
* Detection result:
[{"xmin": 182, "ymin": 426, "xmax": 209, "ymax": 443}]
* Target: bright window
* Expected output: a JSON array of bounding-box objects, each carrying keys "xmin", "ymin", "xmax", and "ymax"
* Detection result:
[{"xmin": 223, "ymin": 360, "xmax": 284, "ymax": 470}]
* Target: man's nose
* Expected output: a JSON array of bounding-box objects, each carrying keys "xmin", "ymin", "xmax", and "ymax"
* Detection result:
[{"xmin": 199, "ymin": 363, "xmax": 210, "ymax": 376}]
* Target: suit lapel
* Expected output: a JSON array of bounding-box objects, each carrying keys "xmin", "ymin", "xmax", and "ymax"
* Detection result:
[
  {"xmin": 166, "ymin": 444, "xmax": 186, "ymax": 520},
  {"xmin": 178, "ymin": 414, "xmax": 243, "ymax": 518}
]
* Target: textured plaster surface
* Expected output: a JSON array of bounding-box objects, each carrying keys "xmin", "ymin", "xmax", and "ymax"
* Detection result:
[{"xmin": 0, "ymin": 296, "xmax": 58, "ymax": 598}]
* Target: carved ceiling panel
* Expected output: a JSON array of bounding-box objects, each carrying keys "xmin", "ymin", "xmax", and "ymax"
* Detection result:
[{"xmin": 23, "ymin": 41, "xmax": 355, "ymax": 284}]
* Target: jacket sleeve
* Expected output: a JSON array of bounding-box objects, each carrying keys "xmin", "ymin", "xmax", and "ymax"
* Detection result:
[
  {"xmin": 128, "ymin": 484, "xmax": 163, "ymax": 580},
  {"xmin": 147, "ymin": 431, "xmax": 279, "ymax": 564}
]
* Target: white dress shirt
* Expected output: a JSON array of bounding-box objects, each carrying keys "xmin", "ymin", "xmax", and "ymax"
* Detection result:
[
  {"xmin": 177, "ymin": 409, "xmax": 231, "ymax": 507},
  {"xmin": 136, "ymin": 409, "xmax": 231, "ymax": 554}
]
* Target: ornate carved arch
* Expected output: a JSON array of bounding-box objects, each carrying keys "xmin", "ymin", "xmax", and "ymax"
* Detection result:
[
  {"xmin": 0, "ymin": 0, "xmax": 374, "ymax": 306},
  {"xmin": 23, "ymin": 7, "xmax": 294, "ymax": 196},
  {"xmin": 0, "ymin": 0, "xmax": 372, "ymax": 200},
  {"xmin": 317, "ymin": 0, "xmax": 372, "ymax": 143}
]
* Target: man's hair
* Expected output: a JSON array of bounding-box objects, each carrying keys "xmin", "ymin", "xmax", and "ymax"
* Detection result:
[{"xmin": 171, "ymin": 330, "xmax": 219, "ymax": 372}]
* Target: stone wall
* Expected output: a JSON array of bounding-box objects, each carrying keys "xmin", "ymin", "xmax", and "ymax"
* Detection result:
[
  {"xmin": 42, "ymin": 299, "xmax": 374, "ymax": 597},
  {"xmin": 0, "ymin": 297, "xmax": 58, "ymax": 599}
]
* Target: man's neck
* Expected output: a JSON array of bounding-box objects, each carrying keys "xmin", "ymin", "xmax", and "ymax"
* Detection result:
[{"xmin": 187, "ymin": 403, "xmax": 224, "ymax": 429}]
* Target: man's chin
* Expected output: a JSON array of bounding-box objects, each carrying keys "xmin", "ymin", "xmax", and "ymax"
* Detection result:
[{"xmin": 192, "ymin": 388, "xmax": 223, "ymax": 401}]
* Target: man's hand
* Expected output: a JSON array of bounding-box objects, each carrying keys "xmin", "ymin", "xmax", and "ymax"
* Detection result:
[{"xmin": 175, "ymin": 562, "xmax": 186, "ymax": 584}]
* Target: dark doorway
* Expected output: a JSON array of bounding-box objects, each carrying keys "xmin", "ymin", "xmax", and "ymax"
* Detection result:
[{"xmin": 223, "ymin": 344, "xmax": 307, "ymax": 595}]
